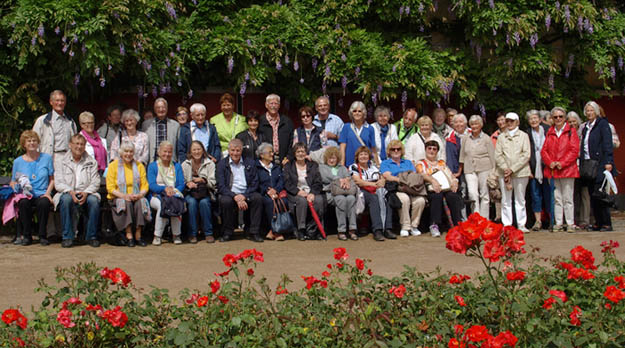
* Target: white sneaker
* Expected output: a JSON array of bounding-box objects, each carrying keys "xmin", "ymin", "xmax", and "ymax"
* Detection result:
[
  {"xmin": 173, "ymin": 236, "xmax": 182, "ymax": 245},
  {"xmin": 400, "ymin": 230, "xmax": 410, "ymax": 237},
  {"xmin": 152, "ymin": 237, "xmax": 162, "ymax": 246},
  {"xmin": 430, "ymin": 225, "xmax": 441, "ymax": 238},
  {"xmin": 519, "ymin": 227, "xmax": 530, "ymax": 233},
  {"xmin": 410, "ymin": 228, "xmax": 422, "ymax": 236}
]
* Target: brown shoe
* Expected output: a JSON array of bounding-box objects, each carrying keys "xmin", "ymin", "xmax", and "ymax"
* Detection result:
[
  {"xmin": 206, "ymin": 235, "xmax": 215, "ymax": 243},
  {"xmin": 189, "ymin": 236, "xmax": 198, "ymax": 244}
]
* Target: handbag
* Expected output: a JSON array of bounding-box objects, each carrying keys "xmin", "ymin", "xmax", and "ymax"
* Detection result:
[
  {"xmin": 355, "ymin": 189, "xmax": 365, "ymax": 215},
  {"xmin": 185, "ymin": 182, "xmax": 210, "ymax": 200},
  {"xmin": 592, "ymin": 177, "xmax": 616, "ymax": 207},
  {"xmin": 330, "ymin": 178, "xmax": 358, "ymax": 196},
  {"xmin": 271, "ymin": 198, "xmax": 295, "ymax": 234},
  {"xmin": 159, "ymin": 194, "xmax": 187, "ymax": 218},
  {"xmin": 580, "ymin": 159, "xmax": 599, "ymax": 180}
]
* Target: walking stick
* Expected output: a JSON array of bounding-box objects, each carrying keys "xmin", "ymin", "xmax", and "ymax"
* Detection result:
[{"xmin": 308, "ymin": 201, "xmax": 327, "ymax": 240}]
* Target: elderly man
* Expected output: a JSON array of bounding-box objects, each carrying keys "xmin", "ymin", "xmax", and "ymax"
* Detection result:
[
  {"xmin": 446, "ymin": 113, "xmax": 468, "ymax": 177},
  {"xmin": 97, "ymin": 105, "xmax": 123, "ymax": 147},
  {"xmin": 432, "ymin": 107, "xmax": 453, "ymax": 140},
  {"xmin": 53, "ymin": 134, "xmax": 101, "ymax": 248},
  {"xmin": 216, "ymin": 139, "xmax": 263, "ymax": 242},
  {"xmin": 395, "ymin": 108, "xmax": 418, "ymax": 144},
  {"xmin": 258, "ymin": 94, "xmax": 294, "ymax": 165},
  {"xmin": 142, "ymin": 97, "xmax": 180, "ymax": 162},
  {"xmin": 33, "ymin": 90, "xmax": 78, "ymax": 166},
  {"xmin": 177, "ymin": 103, "xmax": 221, "ymax": 162},
  {"xmin": 313, "ymin": 95, "xmax": 344, "ymax": 148}
]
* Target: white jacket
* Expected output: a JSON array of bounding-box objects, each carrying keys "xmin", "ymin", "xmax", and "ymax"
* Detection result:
[
  {"xmin": 181, "ymin": 158, "xmax": 216, "ymax": 190},
  {"xmin": 405, "ymin": 132, "xmax": 446, "ymax": 163},
  {"xmin": 32, "ymin": 111, "xmax": 77, "ymax": 156},
  {"xmin": 371, "ymin": 122, "xmax": 398, "ymax": 159},
  {"xmin": 53, "ymin": 151, "xmax": 101, "ymax": 209}
]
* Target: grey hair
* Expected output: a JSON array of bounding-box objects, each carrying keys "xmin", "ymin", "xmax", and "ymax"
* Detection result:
[
  {"xmin": 190, "ymin": 103, "xmax": 206, "ymax": 114},
  {"xmin": 119, "ymin": 141, "xmax": 135, "ymax": 154},
  {"xmin": 538, "ymin": 110, "xmax": 550, "ymax": 119},
  {"xmin": 374, "ymin": 106, "xmax": 391, "ymax": 122},
  {"xmin": 228, "ymin": 138, "xmax": 243, "ymax": 149},
  {"xmin": 550, "ymin": 106, "xmax": 566, "ymax": 116},
  {"xmin": 315, "ymin": 95, "xmax": 330, "ymax": 105},
  {"xmin": 468, "ymin": 115, "xmax": 483, "ymax": 127},
  {"xmin": 78, "ymin": 111, "xmax": 95, "ymax": 123},
  {"xmin": 154, "ymin": 97, "xmax": 168, "ymax": 108},
  {"xmin": 121, "ymin": 109, "xmax": 140, "ymax": 123},
  {"xmin": 256, "ymin": 142, "xmax": 273, "ymax": 157},
  {"xmin": 452, "ymin": 113, "xmax": 467, "ymax": 124},
  {"xmin": 348, "ymin": 101, "xmax": 366, "ymax": 122},
  {"xmin": 49, "ymin": 90, "xmax": 66, "ymax": 100},
  {"xmin": 567, "ymin": 111, "xmax": 582, "ymax": 125},
  {"xmin": 525, "ymin": 109, "xmax": 541, "ymax": 120},
  {"xmin": 158, "ymin": 140, "xmax": 174, "ymax": 152},
  {"xmin": 266, "ymin": 94, "xmax": 280, "ymax": 103},
  {"xmin": 583, "ymin": 101, "xmax": 600, "ymax": 117}
]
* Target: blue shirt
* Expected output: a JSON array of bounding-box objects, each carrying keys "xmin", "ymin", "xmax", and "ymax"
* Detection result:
[
  {"xmin": 191, "ymin": 121, "xmax": 210, "ymax": 151},
  {"xmin": 229, "ymin": 158, "xmax": 247, "ymax": 194},
  {"xmin": 380, "ymin": 158, "xmax": 415, "ymax": 177},
  {"xmin": 11, "ymin": 153, "xmax": 54, "ymax": 197},
  {"xmin": 313, "ymin": 113, "xmax": 344, "ymax": 148},
  {"xmin": 339, "ymin": 123, "xmax": 376, "ymax": 166}
]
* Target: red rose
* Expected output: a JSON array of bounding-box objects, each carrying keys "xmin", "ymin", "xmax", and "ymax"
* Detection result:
[
  {"xmin": 601, "ymin": 240, "xmax": 620, "ymax": 254},
  {"xmin": 542, "ymin": 297, "xmax": 556, "ymax": 309},
  {"xmin": 210, "ymin": 280, "xmax": 220, "ymax": 294},
  {"xmin": 2, "ymin": 309, "xmax": 20, "ymax": 325},
  {"xmin": 186, "ymin": 294, "xmax": 199, "ymax": 305},
  {"xmin": 454, "ymin": 295, "xmax": 466, "ymax": 307},
  {"xmin": 481, "ymin": 221, "xmax": 503, "ymax": 240},
  {"xmin": 111, "ymin": 268, "xmax": 131, "ymax": 287},
  {"xmin": 333, "ymin": 247, "xmax": 349, "ymax": 261},
  {"xmin": 86, "ymin": 304, "xmax": 102, "ymax": 312},
  {"xmin": 101, "ymin": 306, "xmax": 128, "ymax": 328},
  {"xmin": 458, "ymin": 221, "xmax": 481, "ymax": 241},
  {"xmin": 604, "ymin": 285, "xmax": 625, "ymax": 303},
  {"xmin": 222, "ymin": 254, "xmax": 238, "ymax": 267},
  {"xmin": 196, "ymin": 296, "xmax": 208, "ymax": 307},
  {"xmin": 302, "ymin": 275, "xmax": 319, "ymax": 290},
  {"xmin": 570, "ymin": 245, "xmax": 597, "ymax": 270},
  {"xmin": 214, "ymin": 269, "xmax": 231, "ymax": 277},
  {"xmin": 319, "ymin": 280, "xmax": 328, "ymax": 288},
  {"xmin": 247, "ymin": 268, "xmax": 254, "ymax": 276},
  {"xmin": 503, "ymin": 226, "xmax": 525, "ymax": 253},
  {"xmin": 446, "ymin": 226, "xmax": 473, "ymax": 254},
  {"xmin": 321, "ymin": 271, "xmax": 330, "ymax": 278},
  {"xmin": 449, "ymin": 275, "xmax": 471, "ymax": 284},
  {"xmin": 464, "ymin": 325, "xmax": 489, "ymax": 342},
  {"xmin": 56, "ymin": 309, "xmax": 75, "ymax": 328},
  {"xmin": 218, "ymin": 296, "xmax": 229, "ymax": 304},
  {"xmin": 276, "ymin": 286, "xmax": 288, "ymax": 295},
  {"xmin": 615, "ymin": 276, "xmax": 625, "ymax": 289},
  {"xmin": 448, "ymin": 338, "xmax": 464, "ymax": 348},
  {"xmin": 454, "ymin": 324, "xmax": 464, "ymax": 335},
  {"xmin": 483, "ymin": 240, "xmax": 506, "ymax": 262},
  {"xmin": 388, "ymin": 284, "xmax": 406, "ymax": 299},
  {"xmin": 356, "ymin": 258, "xmax": 365, "ymax": 271},
  {"xmin": 335, "ymin": 263, "xmax": 344, "ymax": 269},
  {"xmin": 506, "ymin": 271, "xmax": 526, "ymax": 281},
  {"xmin": 569, "ymin": 306, "xmax": 581, "ymax": 326},
  {"xmin": 12, "ymin": 337, "xmax": 25, "ymax": 347},
  {"xmin": 467, "ymin": 212, "xmax": 488, "ymax": 225},
  {"xmin": 367, "ymin": 269, "xmax": 373, "ymax": 276},
  {"xmin": 548, "ymin": 289, "xmax": 568, "ymax": 303},
  {"xmin": 326, "ymin": 264, "xmax": 333, "ymax": 270},
  {"xmin": 605, "ymin": 303, "xmax": 612, "ymax": 310}
]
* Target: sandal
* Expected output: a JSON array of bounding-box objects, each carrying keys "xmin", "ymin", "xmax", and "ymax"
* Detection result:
[
  {"xmin": 348, "ymin": 231, "xmax": 359, "ymax": 241},
  {"xmin": 275, "ymin": 233, "xmax": 285, "ymax": 241},
  {"xmin": 265, "ymin": 231, "xmax": 276, "ymax": 240},
  {"xmin": 338, "ymin": 233, "xmax": 347, "ymax": 241}
]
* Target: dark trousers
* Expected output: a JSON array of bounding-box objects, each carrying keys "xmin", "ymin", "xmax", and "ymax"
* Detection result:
[
  {"xmin": 288, "ymin": 194, "xmax": 325, "ymax": 236},
  {"xmin": 362, "ymin": 190, "xmax": 392, "ymax": 231},
  {"xmin": 427, "ymin": 191, "xmax": 463, "ymax": 226},
  {"xmin": 17, "ymin": 196, "xmax": 51, "ymax": 240},
  {"xmin": 219, "ymin": 192, "xmax": 263, "ymax": 237},
  {"xmin": 587, "ymin": 178, "xmax": 612, "ymax": 227}
]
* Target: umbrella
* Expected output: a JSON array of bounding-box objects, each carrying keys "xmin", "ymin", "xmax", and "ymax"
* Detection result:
[{"xmin": 308, "ymin": 201, "xmax": 327, "ymax": 239}]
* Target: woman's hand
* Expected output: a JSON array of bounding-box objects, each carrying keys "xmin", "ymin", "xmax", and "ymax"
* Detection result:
[
  {"xmin": 192, "ymin": 177, "xmax": 205, "ymax": 184},
  {"xmin": 431, "ymin": 180, "xmax": 442, "ymax": 193},
  {"xmin": 208, "ymin": 155, "xmax": 218, "ymax": 163},
  {"xmin": 267, "ymin": 188, "xmax": 278, "ymax": 199},
  {"xmin": 43, "ymin": 193, "xmax": 53, "ymax": 203},
  {"xmin": 164, "ymin": 186, "xmax": 175, "ymax": 197},
  {"xmin": 297, "ymin": 190, "xmax": 308, "ymax": 198},
  {"xmin": 306, "ymin": 193, "xmax": 315, "ymax": 203},
  {"xmin": 281, "ymin": 157, "xmax": 290, "ymax": 166},
  {"xmin": 451, "ymin": 181, "xmax": 458, "ymax": 193},
  {"xmin": 339, "ymin": 178, "xmax": 350, "ymax": 189},
  {"xmin": 375, "ymin": 178, "xmax": 386, "ymax": 188},
  {"xmin": 187, "ymin": 182, "xmax": 198, "ymax": 189}
]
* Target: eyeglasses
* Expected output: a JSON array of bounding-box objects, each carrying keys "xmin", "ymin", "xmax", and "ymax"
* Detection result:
[
  {"xmin": 176, "ymin": 112, "xmax": 187, "ymax": 116},
  {"xmin": 390, "ymin": 148, "xmax": 402, "ymax": 152},
  {"xmin": 552, "ymin": 115, "xmax": 564, "ymax": 119},
  {"xmin": 301, "ymin": 114, "xmax": 312, "ymax": 119}
]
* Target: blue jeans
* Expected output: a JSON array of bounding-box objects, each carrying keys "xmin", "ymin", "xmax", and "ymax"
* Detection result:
[
  {"xmin": 59, "ymin": 193, "xmax": 100, "ymax": 241},
  {"xmin": 185, "ymin": 195, "xmax": 213, "ymax": 236},
  {"xmin": 529, "ymin": 178, "xmax": 553, "ymax": 216}
]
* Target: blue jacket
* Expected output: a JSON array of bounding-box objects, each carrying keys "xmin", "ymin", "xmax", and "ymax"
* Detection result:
[
  {"xmin": 445, "ymin": 132, "xmax": 461, "ymax": 174},
  {"xmin": 216, "ymin": 157, "xmax": 259, "ymax": 198},
  {"xmin": 580, "ymin": 117, "xmax": 615, "ymax": 180},
  {"xmin": 295, "ymin": 126, "xmax": 322, "ymax": 152},
  {"xmin": 256, "ymin": 160, "xmax": 285, "ymax": 195},
  {"xmin": 526, "ymin": 124, "xmax": 551, "ymax": 174},
  {"xmin": 147, "ymin": 161, "xmax": 186, "ymax": 199},
  {"xmin": 177, "ymin": 122, "xmax": 221, "ymax": 162}
]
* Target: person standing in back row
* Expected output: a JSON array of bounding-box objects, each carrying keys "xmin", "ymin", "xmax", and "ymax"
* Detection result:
[
  {"xmin": 142, "ymin": 97, "xmax": 180, "ymax": 163},
  {"xmin": 258, "ymin": 94, "xmax": 294, "ymax": 166}
]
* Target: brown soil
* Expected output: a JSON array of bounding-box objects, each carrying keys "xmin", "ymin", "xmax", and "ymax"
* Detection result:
[{"xmin": 2, "ymin": 222, "xmax": 624, "ymax": 311}]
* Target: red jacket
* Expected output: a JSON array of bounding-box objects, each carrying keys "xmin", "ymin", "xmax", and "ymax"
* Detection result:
[{"xmin": 541, "ymin": 123, "xmax": 580, "ymax": 179}]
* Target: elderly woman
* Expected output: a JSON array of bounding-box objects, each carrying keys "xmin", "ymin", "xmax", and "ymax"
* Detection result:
[
  {"xmin": 525, "ymin": 109, "xmax": 552, "ymax": 231},
  {"xmin": 405, "ymin": 116, "xmax": 446, "ymax": 165},
  {"xmin": 236, "ymin": 110, "xmax": 264, "ymax": 160},
  {"xmin": 319, "ymin": 147, "xmax": 357, "ymax": 241},
  {"xmin": 580, "ymin": 101, "xmax": 615, "ymax": 232},
  {"xmin": 181, "ymin": 140, "xmax": 216, "ymax": 243},
  {"xmin": 106, "ymin": 141, "xmax": 150, "ymax": 247},
  {"xmin": 339, "ymin": 101, "xmax": 377, "ymax": 167},
  {"xmin": 459, "ymin": 115, "xmax": 495, "ymax": 218},
  {"xmin": 79, "ymin": 111, "xmax": 108, "ymax": 173},
  {"xmin": 284, "ymin": 142, "xmax": 325, "ymax": 241},
  {"xmin": 567, "ymin": 111, "xmax": 582, "ymax": 132},
  {"xmin": 371, "ymin": 106, "xmax": 399, "ymax": 163},
  {"xmin": 176, "ymin": 106, "xmax": 189, "ymax": 125},
  {"xmin": 381, "ymin": 139, "xmax": 425, "ymax": 237},
  {"xmin": 416, "ymin": 140, "xmax": 464, "ymax": 236},
  {"xmin": 147, "ymin": 141, "xmax": 186, "ymax": 245},
  {"xmin": 490, "ymin": 112, "xmax": 507, "ymax": 147},
  {"xmin": 292, "ymin": 106, "xmax": 323, "ymax": 154},
  {"xmin": 110, "ymin": 109, "xmax": 150, "ymax": 165},
  {"xmin": 10, "ymin": 131, "xmax": 54, "ymax": 246},
  {"xmin": 540, "ymin": 107, "xmax": 580, "ymax": 232},
  {"xmin": 256, "ymin": 143, "xmax": 288, "ymax": 241},
  {"xmin": 495, "ymin": 113, "xmax": 531, "ymax": 232},
  {"xmin": 350, "ymin": 146, "xmax": 394, "ymax": 241},
  {"xmin": 211, "ymin": 93, "xmax": 248, "ymax": 158},
  {"xmin": 177, "ymin": 103, "xmax": 221, "ymax": 163}
]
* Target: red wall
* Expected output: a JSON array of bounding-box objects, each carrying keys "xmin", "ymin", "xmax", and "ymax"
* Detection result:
[{"xmin": 597, "ymin": 96, "xmax": 625, "ymax": 189}]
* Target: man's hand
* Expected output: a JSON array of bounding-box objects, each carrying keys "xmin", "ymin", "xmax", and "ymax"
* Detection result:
[
  {"xmin": 339, "ymin": 178, "xmax": 350, "ymax": 190},
  {"xmin": 70, "ymin": 191, "xmax": 80, "ymax": 204},
  {"xmin": 549, "ymin": 162, "xmax": 557, "ymax": 169},
  {"xmin": 325, "ymin": 131, "xmax": 337, "ymax": 140},
  {"xmin": 187, "ymin": 181, "xmax": 198, "ymax": 189},
  {"xmin": 281, "ymin": 157, "xmax": 290, "ymax": 166},
  {"xmin": 267, "ymin": 188, "xmax": 278, "ymax": 199},
  {"xmin": 77, "ymin": 192, "xmax": 87, "ymax": 205},
  {"xmin": 234, "ymin": 194, "xmax": 248, "ymax": 211},
  {"xmin": 43, "ymin": 193, "xmax": 53, "ymax": 204}
]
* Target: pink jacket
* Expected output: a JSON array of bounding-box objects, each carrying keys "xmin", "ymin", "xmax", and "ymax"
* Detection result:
[
  {"xmin": 2, "ymin": 193, "xmax": 29, "ymax": 225},
  {"xmin": 541, "ymin": 123, "xmax": 580, "ymax": 179}
]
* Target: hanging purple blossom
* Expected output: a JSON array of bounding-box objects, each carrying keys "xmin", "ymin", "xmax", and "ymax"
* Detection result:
[
  {"xmin": 252, "ymin": 57, "xmax": 257, "ymax": 65},
  {"xmin": 433, "ymin": 0, "xmax": 438, "ymax": 11},
  {"xmin": 55, "ymin": 26, "xmax": 60, "ymax": 35},
  {"xmin": 392, "ymin": 64, "xmax": 397, "ymax": 72},
  {"xmin": 405, "ymin": 6, "xmax": 410, "ymax": 14},
  {"xmin": 69, "ymin": 50, "xmax": 74, "ymax": 57},
  {"xmin": 177, "ymin": 81, "xmax": 182, "ymax": 86},
  {"xmin": 151, "ymin": 86, "xmax": 157, "ymax": 97},
  {"xmin": 146, "ymin": 63, "xmax": 152, "ymax": 71},
  {"xmin": 399, "ymin": 5, "xmax": 404, "ymax": 16},
  {"xmin": 73, "ymin": 35, "xmax": 78, "ymax": 43},
  {"xmin": 312, "ymin": 58, "xmax": 318, "ymax": 71},
  {"xmin": 611, "ymin": 66, "xmax": 616, "ymax": 83},
  {"xmin": 341, "ymin": 53, "xmax": 347, "ymax": 61},
  {"xmin": 367, "ymin": 0, "xmax": 371, "ymax": 6},
  {"xmin": 488, "ymin": 0, "xmax": 494, "ymax": 9},
  {"xmin": 71, "ymin": 21, "xmax": 76, "ymax": 26},
  {"xmin": 223, "ymin": 16, "xmax": 230, "ymax": 23},
  {"xmin": 568, "ymin": 54, "xmax": 575, "ymax": 67},
  {"xmin": 505, "ymin": 33, "xmax": 510, "ymax": 45},
  {"xmin": 293, "ymin": 61, "xmax": 299, "ymax": 71},
  {"xmin": 166, "ymin": 3, "xmax": 177, "ymax": 20},
  {"xmin": 276, "ymin": 61, "xmax": 282, "ymax": 71},
  {"xmin": 137, "ymin": 86, "xmax": 144, "ymax": 97},
  {"xmin": 335, "ymin": 23, "xmax": 340, "ymax": 30},
  {"xmin": 95, "ymin": 67, "xmax": 100, "ymax": 76},
  {"xmin": 341, "ymin": 76, "xmax": 348, "ymax": 94},
  {"xmin": 322, "ymin": 80, "xmax": 327, "ymax": 95},
  {"xmin": 321, "ymin": 48, "xmax": 326, "ymax": 57},
  {"xmin": 354, "ymin": 66, "xmax": 360, "ymax": 78},
  {"xmin": 401, "ymin": 90, "xmax": 408, "ymax": 111},
  {"xmin": 577, "ymin": 16, "xmax": 584, "ymax": 33},
  {"xmin": 338, "ymin": 98, "xmax": 344, "ymax": 108},
  {"xmin": 74, "ymin": 73, "xmax": 80, "ymax": 86},
  {"xmin": 555, "ymin": 1, "xmax": 560, "ymax": 10},
  {"xmin": 187, "ymin": 89, "xmax": 193, "ymax": 98},
  {"xmin": 420, "ymin": 26, "xmax": 424, "ymax": 32},
  {"xmin": 324, "ymin": 65, "xmax": 331, "ymax": 78},
  {"xmin": 371, "ymin": 92, "xmax": 377, "ymax": 106},
  {"xmin": 246, "ymin": 39, "xmax": 252, "ymax": 47},
  {"xmin": 530, "ymin": 33, "xmax": 538, "ymax": 49},
  {"xmin": 513, "ymin": 32, "xmax": 520, "ymax": 46},
  {"xmin": 245, "ymin": 72, "xmax": 250, "ymax": 81},
  {"xmin": 240, "ymin": 81, "xmax": 247, "ymax": 97},
  {"xmin": 165, "ymin": 58, "xmax": 171, "ymax": 67},
  {"xmin": 227, "ymin": 57, "xmax": 234, "ymax": 74},
  {"xmin": 425, "ymin": 91, "xmax": 430, "ymax": 96},
  {"xmin": 545, "ymin": 14, "xmax": 551, "ymax": 31},
  {"xmin": 548, "ymin": 74, "xmax": 554, "ymax": 90},
  {"xmin": 618, "ymin": 57, "xmax": 623, "ymax": 70},
  {"xmin": 284, "ymin": 55, "xmax": 290, "ymax": 64},
  {"xmin": 159, "ymin": 69, "xmax": 165, "ymax": 79},
  {"xmin": 418, "ymin": 3, "xmax": 424, "ymax": 13},
  {"xmin": 31, "ymin": 37, "xmax": 36, "ymax": 46},
  {"xmin": 587, "ymin": 25, "xmax": 594, "ymax": 34},
  {"xmin": 377, "ymin": 84, "xmax": 383, "ymax": 95},
  {"xmin": 160, "ymin": 85, "xmax": 167, "ymax": 94},
  {"xmin": 98, "ymin": 78, "xmax": 105, "ymax": 87},
  {"xmin": 81, "ymin": 44, "xmax": 86, "ymax": 54},
  {"xmin": 37, "ymin": 25, "xmax": 44, "ymax": 37},
  {"xmin": 476, "ymin": 0, "xmax": 481, "ymax": 6},
  {"xmin": 300, "ymin": 78, "xmax": 304, "ymax": 84},
  {"xmin": 563, "ymin": 26, "xmax": 568, "ymax": 33},
  {"xmin": 564, "ymin": 5, "xmax": 570, "ymax": 22},
  {"xmin": 62, "ymin": 45, "xmax": 68, "ymax": 53},
  {"xmin": 479, "ymin": 104, "xmax": 486, "ymax": 117},
  {"xmin": 493, "ymin": 28, "xmax": 497, "ymax": 36},
  {"xmin": 119, "ymin": 43, "xmax": 125, "ymax": 55},
  {"xmin": 176, "ymin": 43, "xmax": 181, "ymax": 52},
  {"xmin": 62, "ymin": 36, "xmax": 67, "ymax": 43}
]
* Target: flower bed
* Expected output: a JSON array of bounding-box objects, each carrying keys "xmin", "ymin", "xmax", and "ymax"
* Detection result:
[{"xmin": 2, "ymin": 213, "xmax": 624, "ymax": 347}]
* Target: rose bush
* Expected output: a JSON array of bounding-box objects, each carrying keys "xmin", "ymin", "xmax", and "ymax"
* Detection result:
[{"xmin": 1, "ymin": 219, "xmax": 624, "ymax": 347}]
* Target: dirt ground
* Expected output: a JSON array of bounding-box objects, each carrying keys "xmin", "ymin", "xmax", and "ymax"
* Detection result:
[{"xmin": 2, "ymin": 215, "xmax": 625, "ymax": 312}]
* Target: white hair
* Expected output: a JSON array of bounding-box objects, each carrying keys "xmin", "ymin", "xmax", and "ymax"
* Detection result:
[
  {"xmin": 120, "ymin": 141, "xmax": 135, "ymax": 153},
  {"xmin": 315, "ymin": 95, "xmax": 330, "ymax": 106},
  {"xmin": 121, "ymin": 109, "xmax": 140, "ymax": 123},
  {"xmin": 551, "ymin": 106, "xmax": 566, "ymax": 116},
  {"xmin": 374, "ymin": 106, "xmax": 391, "ymax": 122},
  {"xmin": 526, "ymin": 110, "xmax": 540, "ymax": 120},
  {"xmin": 158, "ymin": 140, "xmax": 174, "ymax": 152},
  {"xmin": 266, "ymin": 94, "xmax": 280, "ymax": 103},
  {"xmin": 154, "ymin": 97, "xmax": 168, "ymax": 108},
  {"xmin": 584, "ymin": 101, "xmax": 600, "ymax": 117},
  {"xmin": 78, "ymin": 111, "xmax": 95, "ymax": 123},
  {"xmin": 348, "ymin": 101, "xmax": 366, "ymax": 122},
  {"xmin": 452, "ymin": 113, "xmax": 467, "ymax": 124},
  {"xmin": 256, "ymin": 142, "xmax": 273, "ymax": 157},
  {"xmin": 190, "ymin": 103, "xmax": 206, "ymax": 114},
  {"xmin": 468, "ymin": 115, "xmax": 483, "ymax": 126},
  {"xmin": 567, "ymin": 111, "xmax": 582, "ymax": 125}
]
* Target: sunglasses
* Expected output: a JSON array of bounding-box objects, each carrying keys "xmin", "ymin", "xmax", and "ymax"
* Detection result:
[
  {"xmin": 301, "ymin": 114, "xmax": 312, "ymax": 119},
  {"xmin": 552, "ymin": 115, "xmax": 564, "ymax": 119},
  {"xmin": 390, "ymin": 148, "xmax": 402, "ymax": 152},
  {"xmin": 177, "ymin": 112, "xmax": 188, "ymax": 116}
]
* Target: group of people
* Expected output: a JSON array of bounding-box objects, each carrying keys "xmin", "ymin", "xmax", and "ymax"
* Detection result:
[{"xmin": 6, "ymin": 89, "xmax": 618, "ymax": 248}]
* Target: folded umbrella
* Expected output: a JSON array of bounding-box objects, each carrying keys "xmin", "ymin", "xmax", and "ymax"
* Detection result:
[{"xmin": 308, "ymin": 200, "xmax": 327, "ymax": 239}]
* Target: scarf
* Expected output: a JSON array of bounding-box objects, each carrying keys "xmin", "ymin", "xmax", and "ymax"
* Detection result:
[
  {"xmin": 433, "ymin": 123, "xmax": 448, "ymax": 139},
  {"xmin": 267, "ymin": 113, "xmax": 280, "ymax": 153},
  {"xmin": 115, "ymin": 159, "xmax": 150, "ymax": 217},
  {"xmin": 531, "ymin": 127, "xmax": 545, "ymax": 183},
  {"xmin": 81, "ymin": 130, "xmax": 107, "ymax": 171},
  {"xmin": 446, "ymin": 130, "xmax": 458, "ymax": 145},
  {"xmin": 379, "ymin": 124, "xmax": 389, "ymax": 161}
]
